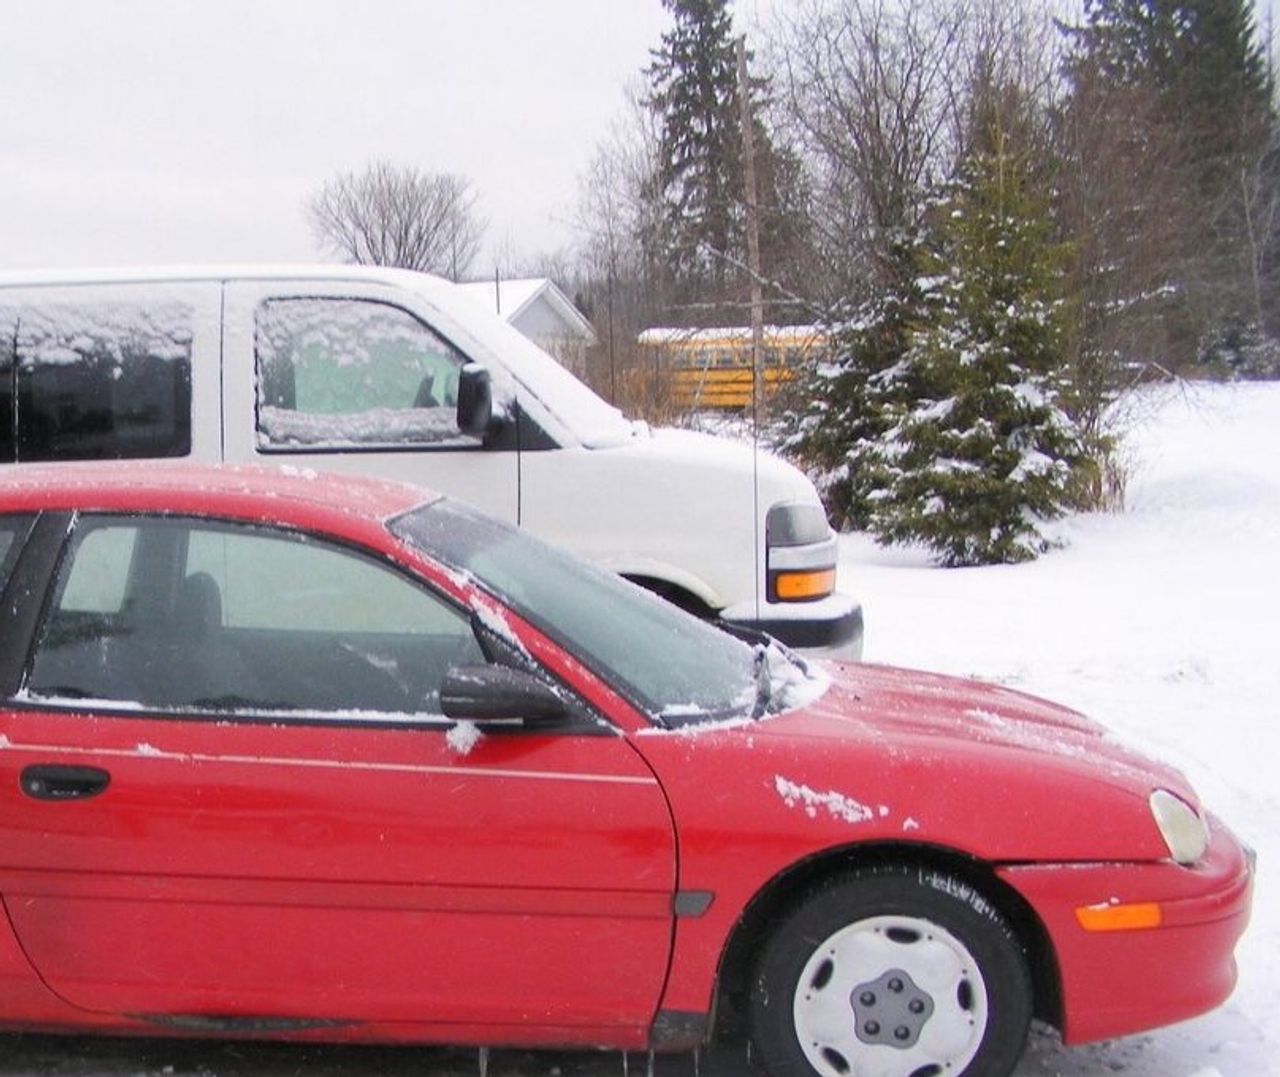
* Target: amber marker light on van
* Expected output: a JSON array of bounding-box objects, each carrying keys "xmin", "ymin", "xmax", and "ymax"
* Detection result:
[
  {"xmin": 1075, "ymin": 901, "xmax": 1164, "ymax": 932},
  {"xmin": 772, "ymin": 568, "xmax": 837, "ymax": 601}
]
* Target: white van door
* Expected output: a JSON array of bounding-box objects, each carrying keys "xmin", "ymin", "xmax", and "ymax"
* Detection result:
[{"xmin": 221, "ymin": 280, "xmax": 518, "ymax": 521}]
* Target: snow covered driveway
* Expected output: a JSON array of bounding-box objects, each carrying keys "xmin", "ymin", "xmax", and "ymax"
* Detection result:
[
  {"xmin": 847, "ymin": 382, "xmax": 1278, "ymax": 1077},
  {"xmin": 0, "ymin": 383, "xmax": 1273, "ymax": 1076}
]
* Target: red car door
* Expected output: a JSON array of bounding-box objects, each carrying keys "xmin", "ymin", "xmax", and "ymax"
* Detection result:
[{"xmin": 0, "ymin": 512, "xmax": 676, "ymax": 1042}]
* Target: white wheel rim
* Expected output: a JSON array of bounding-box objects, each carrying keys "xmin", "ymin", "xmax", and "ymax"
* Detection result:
[{"xmin": 792, "ymin": 914, "xmax": 989, "ymax": 1077}]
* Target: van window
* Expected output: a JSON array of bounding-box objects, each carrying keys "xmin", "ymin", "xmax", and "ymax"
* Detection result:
[
  {"xmin": 255, "ymin": 298, "xmax": 475, "ymax": 451},
  {"xmin": 0, "ymin": 297, "xmax": 192, "ymax": 462}
]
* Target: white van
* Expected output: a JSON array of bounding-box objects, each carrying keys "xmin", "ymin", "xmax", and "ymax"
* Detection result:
[{"xmin": 0, "ymin": 266, "xmax": 862, "ymax": 658}]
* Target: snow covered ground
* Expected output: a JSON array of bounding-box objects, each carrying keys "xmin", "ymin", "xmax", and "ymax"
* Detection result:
[
  {"xmin": 845, "ymin": 381, "xmax": 1278, "ymax": 1077},
  {"xmin": 0, "ymin": 382, "xmax": 1273, "ymax": 1076}
]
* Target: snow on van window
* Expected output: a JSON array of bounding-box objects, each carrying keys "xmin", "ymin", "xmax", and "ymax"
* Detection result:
[
  {"xmin": 259, "ymin": 404, "xmax": 474, "ymax": 448},
  {"xmin": 6, "ymin": 299, "xmax": 193, "ymax": 366},
  {"xmin": 256, "ymin": 297, "xmax": 475, "ymax": 450},
  {"xmin": 0, "ymin": 287, "xmax": 197, "ymax": 462}
]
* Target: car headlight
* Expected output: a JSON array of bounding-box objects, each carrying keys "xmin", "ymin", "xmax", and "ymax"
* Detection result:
[{"xmin": 1150, "ymin": 789, "xmax": 1209, "ymax": 865}]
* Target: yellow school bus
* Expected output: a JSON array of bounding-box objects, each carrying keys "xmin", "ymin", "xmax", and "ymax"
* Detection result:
[{"xmin": 638, "ymin": 325, "xmax": 828, "ymax": 411}]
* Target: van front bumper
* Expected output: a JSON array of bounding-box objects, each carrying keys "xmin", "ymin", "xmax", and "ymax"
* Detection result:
[{"xmin": 719, "ymin": 592, "xmax": 864, "ymax": 661}]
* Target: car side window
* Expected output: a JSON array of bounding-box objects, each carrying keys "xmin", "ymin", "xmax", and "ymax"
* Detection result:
[
  {"xmin": 0, "ymin": 292, "xmax": 193, "ymax": 462},
  {"xmin": 25, "ymin": 515, "xmax": 485, "ymax": 718},
  {"xmin": 255, "ymin": 298, "xmax": 475, "ymax": 451}
]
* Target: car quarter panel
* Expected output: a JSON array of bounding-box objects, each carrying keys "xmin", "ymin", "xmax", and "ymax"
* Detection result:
[{"xmin": 627, "ymin": 706, "xmax": 1179, "ymax": 1021}]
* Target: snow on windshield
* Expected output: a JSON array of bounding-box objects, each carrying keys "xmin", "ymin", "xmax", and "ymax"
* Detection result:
[{"xmin": 653, "ymin": 642, "xmax": 832, "ymax": 728}]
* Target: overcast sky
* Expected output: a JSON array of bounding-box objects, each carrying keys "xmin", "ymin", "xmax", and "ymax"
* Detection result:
[
  {"xmin": 0, "ymin": 0, "xmax": 677, "ymax": 274},
  {"xmin": 1, "ymin": 0, "xmax": 1276, "ymax": 279}
]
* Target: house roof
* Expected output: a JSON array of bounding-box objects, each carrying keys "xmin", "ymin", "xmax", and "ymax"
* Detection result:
[{"xmin": 458, "ymin": 277, "xmax": 596, "ymax": 343}]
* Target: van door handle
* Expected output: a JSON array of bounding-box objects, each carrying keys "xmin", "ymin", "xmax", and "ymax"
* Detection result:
[{"xmin": 20, "ymin": 764, "xmax": 111, "ymax": 801}]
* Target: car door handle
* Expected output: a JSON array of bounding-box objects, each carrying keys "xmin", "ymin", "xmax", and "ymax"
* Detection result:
[{"xmin": 20, "ymin": 764, "xmax": 111, "ymax": 801}]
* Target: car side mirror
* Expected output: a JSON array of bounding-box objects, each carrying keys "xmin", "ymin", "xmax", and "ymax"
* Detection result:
[
  {"xmin": 456, "ymin": 363, "xmax": 494, "ymax": 439},
  {"xmin": 440, "ymin": 664, "xmax": 568, "ymax": 726}
]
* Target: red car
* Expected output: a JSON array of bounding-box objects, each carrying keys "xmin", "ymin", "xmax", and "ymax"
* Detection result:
[{"xmin": 0, "ymin": 463, "xmax": 1252, "ymax": 1077}]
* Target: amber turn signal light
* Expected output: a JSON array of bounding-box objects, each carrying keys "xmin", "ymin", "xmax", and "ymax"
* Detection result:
[
  {"xmin": 1075, "ymin": 901, "xmax": 1163, "ymax": 932},
  {"xmin": 771, "ymin": 568, "xmax": 836, "ymax": 602}
]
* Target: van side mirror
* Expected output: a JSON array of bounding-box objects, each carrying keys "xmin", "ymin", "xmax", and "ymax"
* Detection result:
[
  {"xmin": 456, "ymin": 363, "xmax": 494, "ymax": 438},
  {"xmin": 440, "ymin": 664, "xmax": 568, "ymax": 726}
]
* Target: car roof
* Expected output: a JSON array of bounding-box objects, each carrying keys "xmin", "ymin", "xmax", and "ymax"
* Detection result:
[{"xmin": 0, "ymin": 462, "xmax": 436, "ymax": 544}]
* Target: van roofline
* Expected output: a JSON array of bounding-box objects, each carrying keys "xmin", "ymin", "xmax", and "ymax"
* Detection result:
[{"xmin": 0, "ymin": 264, "xmax": 450, "ymax": 291}]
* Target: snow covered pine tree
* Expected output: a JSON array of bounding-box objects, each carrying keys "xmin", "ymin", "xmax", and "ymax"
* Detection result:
[{"xmin": 862, "ymin": 129, "xmax": 1089, "ymax": 566}]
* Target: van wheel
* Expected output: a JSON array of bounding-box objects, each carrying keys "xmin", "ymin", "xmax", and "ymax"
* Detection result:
[
  {"xmin": 750, "ymin": 865, "xmax": 1032, "ymax": 1077},
  {"xmin": 623, "ymin": 576, "xmax": 716, "ymax": 619}
]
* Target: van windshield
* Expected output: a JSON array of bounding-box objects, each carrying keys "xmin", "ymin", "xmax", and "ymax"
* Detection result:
[{"xmin": 390, "ymin": 499, "xmax": 757, "ymax": 723}]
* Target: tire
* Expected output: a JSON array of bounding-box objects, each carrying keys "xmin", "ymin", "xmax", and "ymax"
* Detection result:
[{"xmin": 750, "ymin": 865, "xmax": 1033, "ymax": 1077}]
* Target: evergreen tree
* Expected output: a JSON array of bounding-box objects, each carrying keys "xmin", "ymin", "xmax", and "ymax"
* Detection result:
[
  {"xmin": 777, "ymin": 235, "xmax": 926, "ymax": 530},
  {"xmin": 861, "ymin": 129, "xmax": 1088, "ymax": 566},
  {"xmin": 645, "ymin": 0, "xmax": 809, "ymax": 315},
  {"xmin": 1066, "ymin": 0, "xmax": 1276, "ymax": 364},
  {"xmin": 646, "ymin": 0, "xmax": 744, "ymax": 289},
  {"xmin": 1077, "ymin": 0, "xmax": 1270, "ymax": 132}
]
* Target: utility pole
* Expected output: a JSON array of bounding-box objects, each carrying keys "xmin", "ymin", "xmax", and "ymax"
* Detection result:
[{"xmin": 736, "ymin": 34, "xmax": 766, "ymax": 418}]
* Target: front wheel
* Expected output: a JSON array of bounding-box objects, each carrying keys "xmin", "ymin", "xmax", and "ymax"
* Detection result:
[{"xmin": 750, "ymin": 865, "xmax": 1033, "ymax": 1077}]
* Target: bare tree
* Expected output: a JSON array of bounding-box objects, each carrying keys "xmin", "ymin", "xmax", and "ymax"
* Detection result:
[
  {"xmin": 570, "ymin": 86, "xmax": 675, "ymax": 409},
  {"xmin": 307, "ymin": 162, "xmax": 485, "ymax": 280},
  {"xmin": 1236, "ymin": 121, "xmax": 1280, "ymax": 337},
  {"xmin": 766, "ymin": 0, "xmax": 969, "ymax": 299},
  {"xmin": 952, "ymin": 0, "xmax": 1064, "ymax": 163}
]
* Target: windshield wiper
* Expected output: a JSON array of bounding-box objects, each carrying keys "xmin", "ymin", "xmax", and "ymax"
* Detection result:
[{"xmin": 751, "ymin": 644, "xmax": 772, "ymax": 719}]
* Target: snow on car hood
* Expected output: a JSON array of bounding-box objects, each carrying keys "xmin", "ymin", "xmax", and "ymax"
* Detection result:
[{"xmin": 765, "ymin": 662, "xmax": 1193, "ymax": 800}]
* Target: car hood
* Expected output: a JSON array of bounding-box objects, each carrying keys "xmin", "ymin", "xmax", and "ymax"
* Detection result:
[
  {"xmin": 635, "ymin": 660, "xmax": 1193, "ymax": 865},
  {"xmin": 760, "ymin": 662, "xmax": 1192, "ymax": 801}
]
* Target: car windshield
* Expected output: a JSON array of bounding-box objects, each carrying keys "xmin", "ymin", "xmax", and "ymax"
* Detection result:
[{"xmin": 391, "ymin": 499, "xmax": 758, "ymax": 723}]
